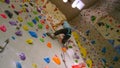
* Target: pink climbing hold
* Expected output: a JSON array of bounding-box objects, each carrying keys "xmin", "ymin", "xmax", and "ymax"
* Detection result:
[
  {"xmin": 0, "ymin": 24, "xmax": 7, "ymax": 32},
  {"xmin": 0, "ymin": 13, "xmax": 7, "ymax": 19}
]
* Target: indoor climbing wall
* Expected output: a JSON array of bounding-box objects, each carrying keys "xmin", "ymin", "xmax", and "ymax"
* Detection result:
[
  {"xmin": 0, "ymin": 0, "xmax": 88, "ymax": 68},
  {"xmin": 70, "ymin": 0, "xmax": 120, "ymax": 68}
]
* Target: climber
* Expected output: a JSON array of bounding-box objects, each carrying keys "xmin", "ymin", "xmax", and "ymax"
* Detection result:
[{"xmin": 46, "ymin": 20, "xmax": 72, "ymax": 47}]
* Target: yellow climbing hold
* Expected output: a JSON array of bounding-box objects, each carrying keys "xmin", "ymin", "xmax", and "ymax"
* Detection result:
[
  {"xmin": 23, "ymin": 25, "xmax": 29, "ymax": 31},
  {"xmin": 80, "ymin": 46, "xmax": 87, "ymax": 58},
  {"xmin": 17, "ymin": 16, "xmax": 23, "ymax": 22},
  {"xmin": 86, "ymin": 58, "xmax": 92, "ymax": 68},
  {"xmin": 52, "ymin": 55, "xmax": 61, "ymax": 65},
  {"xmin": 72, "ymin": 31, "xmax": 79, "ymax": 40},
  {"xmin": 26, "ymin": 39, "xmax": 33, "ymax": 44},
  {"xmin": 32, "ymin": 63, "xmax": 37, "ymax": 68}
]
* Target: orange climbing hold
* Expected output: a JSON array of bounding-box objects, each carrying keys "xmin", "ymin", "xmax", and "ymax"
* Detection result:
[
  {"xmin": 46, "ymin": 24, "xmax": 49, "ymax": 29},
  {"xmin": 47, "ymin": 42, "xmax": 52, "ymax": 48},
  {"xmin": 61, "ymin": 47, "xmax": 67, "ymax": 52},
  {"xmin": 52, "ymin": 55, "xmax": 61, "ymax": 65}
]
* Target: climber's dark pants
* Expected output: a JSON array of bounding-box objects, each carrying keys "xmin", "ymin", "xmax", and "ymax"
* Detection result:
[{"xmin": 54, "ymin": 28, "xmax": 71, "ymax": 44}]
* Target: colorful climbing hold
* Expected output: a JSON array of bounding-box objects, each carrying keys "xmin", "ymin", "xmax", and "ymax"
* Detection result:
[
  {"xmin": 32, "ymin": 19, "xmax": 37, "ymax": 24},
  {"xmin": 9, "ymin": 21, "xmax": 18, "ymax": 26},
  {"xmin": 52, "ymin": 55, "xmax": 61, "ymax": 65},
  {"xmin": 39, "ymin": 38, "xmax": 44, "ymax": 42},
  {"xmin": 91, "ymin": 40, "xmax": 96, "ymax": 44},
  {"xmin": 79, "ymin": 46, "xmax": 87, "ymax": 58},
  {"xmin": 45, "ymin": 24, "xmax": 49, "ymax": 29},
  {"xmin": 86, "ymin": 59, "xmax": 92, "ymax": 68},
  {"xmin": 29, "ymin": 31, "xmax": 38, "ymax": 38},
  {"xmin": 33, "ymin": 11, "xmax": 38, "ymax": 15},
  {"xmin": 113, "ymin": 56, "xmax": 119, "ymax": 62},
  {"xmin": 22, "ymin": 25, "xmax": 29, "ymax": 31},
  {"xmin": 32, "ymin": 63, "xmax": 37, "ymax": 68},
  {"xmin": 16, "ymin": 62, "xmax": 22, "ymax": 68},
  {"xmin": 44, "ymin": 57, "xmax": 50, "ymax": 64},
  {"xmin": 47, "ymin": 42, "xmax": 52, "ymax": 48},
  {"xmin": 27, "ymin": 22, "xmax": 34, "ymax": 27},
  {"xmin": 17, "ymin": 16, "xmax": 23, "ymax": 22},
  {"xmin": 5, "ymin": 0, "xmax": 10, "ymax": 4},
  {"xmin": 0, "ymin": 24, "xmax": 7, "ymax": 32},
  {"xmin": 26, "ymin": 39, "xmax": 33, "ymax": 44},
  {"xmin": 101, "ymin": 47, "xmax": 106, "ymax": 53},
  {"xmin": 4, "ymin": 10, "xmax": 13, "ymax": 18},
  {"xmin": 11, "ymin": 4, "xmax": 15, "ymax": 9},
  {"xmin": 0, "ymin": 13, "xmax": 7, "ymax": 19},
  {"xmin": 101, "ymin": 58, "xmax": 106, "ymax": 64},
  {"xmin": 35, "ymin": 16, "xmax": 39, "ymax": 22},
  {"xmin": 15, "ymin": 30, "xmax": 22, "ymax": 36},
  {"xmin": 19, "ymin": 53, "xmax": 26, "ymax": 61},
  {"xmin": 38, "ymin": 23, "xmax": 43, "ymax": 29},
  {"xmin": 108, "ymin": 39, "xmax": 114, "ymax": 46},
  {"xmin": 14, "ymin": 10, "xmax": 19, "ymax": 15},
  {"xmin": 91, "ymin": 16, "xmax": 96, "ymax": 22},
  {"xmin": 11, "ymin": 36, "xmax": 16, "ymax": 40},
  {"xmin": 86, "ymin": 30, "xmax": 90, "ymax": 36}
]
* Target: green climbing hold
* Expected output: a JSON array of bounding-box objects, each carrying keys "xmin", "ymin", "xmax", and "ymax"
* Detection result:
[
  {"xmin": 105, "ymin": 24, "xmax": 110, "ymax": 29},
  {"xmin": 68, "ymin": 46, "xmax": 72, "ymax": 48},
  {"xmin": 91, "ymin": 16, "xmax": 96, "ymax": 22},
  {"xmin": 33, "ymin": 11, "xmax": 38, "ymax": 15},
  {"xmin": 35, "ymin": 16, "xmax": 39, "ymax": 22},
  {"xmin": 39, "ymin": 38, "xmax": 44, "ymax": 42},
  {"xmin": 27, "ymin": 22, "xmax": 34, "ymax": 27},
  {"xmin": 38, "ymin": 23, "xmax": 43, "ymax": 29},
  {"xmin": 75, "ymin": 60, "xmax": 78, "ymax": 63}
]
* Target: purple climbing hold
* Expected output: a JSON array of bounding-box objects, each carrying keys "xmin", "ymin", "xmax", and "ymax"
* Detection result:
[
  {"xmin": 15, "ymin": 30, "xmax": 22, "ymax": 36},
  {"xmin": 5, "ymin": 0, "xmax": 10, "ymax": 4},
  {"xmin": 74, "ymin": 53, "xmax": 80, "ymax": 59},
  {"xmin": 26, "ymin": 8, "xmax": 29, "ymax": 12},
  {"xmin": 19, "ymin": 53, "xmax": 26, "ymax": 61},
  {"xmin": 9, "ymin": 21, "xmax": 18, "ymax": 26}
]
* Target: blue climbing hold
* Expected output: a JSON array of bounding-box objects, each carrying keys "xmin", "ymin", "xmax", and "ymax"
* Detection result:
[
  {"xmin": 11, "ymin": 36, "xmax": 15, "ymax": 40},
  {"xmin": 109, "ymin": 66, "xmax": 113, "ymax": 68},
  {"xmin": 101, "ymin": 47, "xmax": 106, "ymax": 53},
  {"xmin": 91, "ymin": 40, "xmax": 96, "ymax": 44},
  {"xmin": 101, "ymin": 58, "xmax": 106, "ymax": 64},
  {"xmin": 29, "ymin": 31, "xmax": 38, "ymax": 38},
  {"xmin": 108, "ymin": 39, "xmax": 114, "ymax": 46},
  {"xmin": 16, "ymin": 62, "xmax": 22, "ymax": 68},
  {"xmin": 86, "ymin": 30, "xmax": 90, "ymax": 34},
  {"xmin": 43, "ymin": 33, "xmax": 47, "ymax": 37},
  {"xmin": 38, "ymin": 15, "xmax": 42, "ymax": 19},
  {"xmin": 32, "ymin": 19, "xmax": 37, "ymax": 24},
  {"xmin": 44, "ymin": 57, "xmax": 50, "ymax": 64},
  {"xmin": 115, "ymin": 45, "xmax": 120, "ymax": 54},
  {"xmin": 113, "ymin": 56, "xmax": 119, "ymax": 62}
]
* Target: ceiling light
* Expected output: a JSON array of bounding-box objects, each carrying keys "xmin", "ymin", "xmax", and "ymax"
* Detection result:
[
  {"xmin": 63, "ymin": 0, "xmax": 68, "ymax": 3},
  {"xmin": 72, "ymin": 0, "xmax": 85, "ymax": 10}
]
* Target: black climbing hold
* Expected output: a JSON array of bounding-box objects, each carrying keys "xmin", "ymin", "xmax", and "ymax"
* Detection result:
[
  {"xmin": 14, "ymin": 10, "xmax": 19, "ymax": 15},
  {"xmin": 24, "ymin": 4, "xmax": 28, "ymax": 7},
  {"xmin": 97, "ymin": 22, "xmax": 104, "ymax": 26},
  {"xmin": 4, "ymin": 10, "xmax": 13, "ymax": 18}
]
